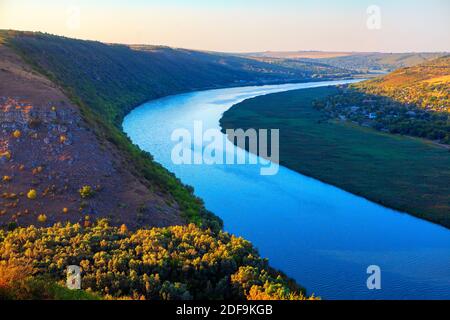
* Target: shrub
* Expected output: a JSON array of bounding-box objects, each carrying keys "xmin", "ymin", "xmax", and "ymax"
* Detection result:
[
  {"xmin": 0, "ymin": 261, "xmax": 33, "ymax": 299},
  {"xmin": 0, "ymin": 220, "xmax": 313, "ymax": 300},
  {"xmin": 119, "ymin": 224, "xmax": 128, "ymax": 234},
  {"xmin": 79, "ymin": 185, "xmax": 94, "ymax": 199},
  {"xmin": 0, "ymin": 151, "xmax": 11, "ymax": 160},
  {"xmin": 27, "ymin": 189, "xmax": 37, "ymax": 200},
  {"xmin": 0, "ymin": 261, "xmax": 99, "ymax": 300},
  {"xmin": 12, "ymin": 130, "xmax": 22, "ymax": 139}
]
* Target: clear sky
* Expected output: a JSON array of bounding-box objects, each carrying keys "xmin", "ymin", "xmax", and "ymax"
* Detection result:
[{"xmin": 0, "ymin": 0, "xmax": 449, "ymax": 52}]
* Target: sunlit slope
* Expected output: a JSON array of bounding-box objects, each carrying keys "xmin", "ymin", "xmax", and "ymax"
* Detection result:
[
  {"xmin": 354, "ymin": 56, "xmax": 450, "ymax": 112},
  {"xmin": 0, "ymin": 220, "xmax": 314, "ymax": 300}
]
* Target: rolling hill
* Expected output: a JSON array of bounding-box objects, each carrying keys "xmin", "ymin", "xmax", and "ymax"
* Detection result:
[
  {"xmin": 353, "ymin": 55, "xmax": 450, "ymax": 112},
  {"xmin": 243, "ymin": 51, "xmax": 447, "ymax": 73},
  {"xmin": 314, "ymin": 56, "xmax": 450, "ymax": 144},
  {"xmin": 2, "ymin": 31, "xmax": 355, "ymax": 126}
]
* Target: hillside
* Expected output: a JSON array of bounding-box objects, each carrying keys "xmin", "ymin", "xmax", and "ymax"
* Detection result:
[
  {"xmin": 1, "ymin": 31, "xmax": 355, "ymax": 126},
  {"xmin": 317, "ymin": 52, "xmax": 447, "ymax": 72},
  {"xmin": 353, "ymin": 55, "xmax": 450, "ymax": 112},
  {"xmin": 0, "ymin": 43, "xmax": 191, "ymax": 230},
  {"xmin": 0, "ymin": 220, "xmax": 314, "ymax": 300},
  {"xmin": 2, "ymin": 30, "xmax": 338, "ymax": 231},
  {"xmin": 243, "ymin": 51, "xmax": 447, "ymax": 73},
  {"xmin": 241, "ymin": 51, "xmax": 355, "ymax": 59},
  {"xmin": 315, "ymin": 56, "xmax": 450, "ymax": 144},
  {"xmin": 0, "ymin": 30, "xmax": 359, "ymax": 230},
  {"xmin": 242, "ymin": 56, "xmax": 357, "ymax": 79},
  {"xmin": 0, "ymin": 30, "xmax": 321, "ymax": 300}
]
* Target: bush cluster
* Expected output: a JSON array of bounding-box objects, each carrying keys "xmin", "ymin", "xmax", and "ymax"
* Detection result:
[{"xmin": 0, "ymin": 220, "xmax": 313, "ymax": 300}]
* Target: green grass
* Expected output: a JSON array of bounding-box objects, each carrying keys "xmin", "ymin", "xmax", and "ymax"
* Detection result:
[
  {"xmin": 0, "ymin": 277, "xmax": 101, "ymax": 300},
  {"xmin": 26, "ymin": 278, "xmax": 101, "ymax": 300},
  {"xmin": 220, "ymin": 86, "xmax": 450, "ymax": 228}
]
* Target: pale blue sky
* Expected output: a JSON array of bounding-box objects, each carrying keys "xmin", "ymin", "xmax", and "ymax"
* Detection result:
[{"xmin": 0, "ymin": 0, "xmax": 449, "ymax": 52}]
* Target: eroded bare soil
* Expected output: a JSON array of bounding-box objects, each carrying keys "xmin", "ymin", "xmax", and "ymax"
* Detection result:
[{"xmin": 0, "ymin": 45, "xmax": 184, "ymax": 229}]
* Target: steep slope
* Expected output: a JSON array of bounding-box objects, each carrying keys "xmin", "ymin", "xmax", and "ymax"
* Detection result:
[
  {"xmin": 1, "ymin": 31, "xmax": 352, "ymax": 126},
  {"xmin": 0, "ymin": 30, "xmax": 358, "ymax": 231},
  {"xmin": 0, "ymin": 44, "xmax": 184, "ymax": 229},
  {"xmin": 0, "ymin": 31, "xmax": 319, "ymax": 300}
]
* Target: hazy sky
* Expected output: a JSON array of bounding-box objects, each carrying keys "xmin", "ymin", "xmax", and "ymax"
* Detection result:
[{"xmin": 0, "ymin": 0, "xmax": 449, "ymax": 52}]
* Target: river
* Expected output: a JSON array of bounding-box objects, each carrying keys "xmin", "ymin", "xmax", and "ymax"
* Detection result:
[{"xmin": 123, "ymin": 80, "xmax": 450, "ymax": 300}]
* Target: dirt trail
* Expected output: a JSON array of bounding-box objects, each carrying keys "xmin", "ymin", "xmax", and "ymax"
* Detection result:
[{"xmin": 0, "ymin": 45, "xmax": 183, "ymax": 229}]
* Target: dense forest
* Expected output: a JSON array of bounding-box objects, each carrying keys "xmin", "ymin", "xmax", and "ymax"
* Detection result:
[{"xmin": 0, "ymin": 220, "xmax": 314, "ymax": 300}]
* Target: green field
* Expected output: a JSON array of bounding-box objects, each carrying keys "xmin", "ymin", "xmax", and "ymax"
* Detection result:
[{"xmin": 220, "ymin": 86, "xmax": 450, "ymax": 228}]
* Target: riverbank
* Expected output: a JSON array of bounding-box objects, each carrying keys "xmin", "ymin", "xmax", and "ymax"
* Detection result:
[
  {"xmin": 0, "ymin": 31, "xmax": 318, "ymax": 300},
  {"xmin": 220, "ymin": 86, "xmax": 450, "ymax": 228},
  {"xmin": 124, "ymin": 82, "xmax": 450, "ymax": 299}
]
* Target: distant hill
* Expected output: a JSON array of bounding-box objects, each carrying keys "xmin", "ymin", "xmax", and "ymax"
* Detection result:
[
  {"xmin": 354, "ymin": 55, "xmax": 450, "ymax": 112},
  {"xmin": 313, "ymin": 55, "xmax": 450, "ymax": 144},
  {"xmin": 317, "ymin": 52, "xmax": 448, "ymax": 72},
  {"xmin": 1, "ymin": 31, "xmax": 354, "ymax": 126},
  {"xmin": 243, "ymin": 51, "xmax": 447, "ymax": 73},
  {"xmin": 241, "ymin": 51, "xmax": 356, "ymax": 59},
  {"xmin": 239, "ymin": 56, "xmax": 357, "ymax": 79}
]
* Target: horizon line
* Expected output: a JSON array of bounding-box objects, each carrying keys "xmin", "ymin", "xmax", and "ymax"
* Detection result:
[{"xmin": 2, "ymin": 29, "xmax": 449, "ymax": 55}]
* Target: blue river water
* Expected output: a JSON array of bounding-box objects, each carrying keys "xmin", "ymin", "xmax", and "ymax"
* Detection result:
[{"xmin": 123, "ymin": 80, "xmax": 450, "ymax": 300}]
